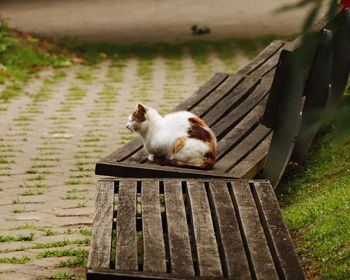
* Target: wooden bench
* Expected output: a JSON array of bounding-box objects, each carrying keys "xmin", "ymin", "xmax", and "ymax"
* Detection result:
[
  {"xmin": 87, "ymin": 178, "xmax": 305, "ymax": 280},
  {"xmin": 95, "ymin": 8, "xmax": 350, "ymax": 188},
  {"xmin": 96, "ymin": 40, "xmax": 285, "ymax": 179}
]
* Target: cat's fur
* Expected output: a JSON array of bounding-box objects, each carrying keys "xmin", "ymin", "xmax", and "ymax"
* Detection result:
[{"xmin": 126, "ymin": 104, "xmax": 217, "ymax": 169}]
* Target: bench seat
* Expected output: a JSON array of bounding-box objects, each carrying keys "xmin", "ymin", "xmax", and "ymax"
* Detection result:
[{"xmin": 87, "ymin": 178, "xmax": 305, "ymax": 279}]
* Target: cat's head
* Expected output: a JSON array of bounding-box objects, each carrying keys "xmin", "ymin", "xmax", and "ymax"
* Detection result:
[{"xmin": 126, "ymin": 103, "xmax": 159, "ymax": 133}]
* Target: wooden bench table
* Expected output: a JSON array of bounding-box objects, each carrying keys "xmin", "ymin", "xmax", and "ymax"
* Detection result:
[{"xmin": 87, "ymin": 178, "xmax": 305, "ymax": 279}]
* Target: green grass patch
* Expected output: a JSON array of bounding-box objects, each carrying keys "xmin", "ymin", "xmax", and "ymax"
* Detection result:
[
  {"xmin": 58, "ymin": 256, "xmax": 86, "ymax": 267},
  {"xmin": 20, "ymin": 189, "xmax": 44, "ymax": 196},
  {"xmin": 0, "ymin": 21, "xmax": 71, "ymax": 86},
  {"xmin": 0, "ymin": 255, "xmax": 30, "ymax": 264},
  {"xmin": 11, "ymin": 223, "xmax": 47, "ymax": 231},
  {"xmin": 32, "ymin": 238, "xmax": 90, "ymax": 249},
  {"xmin": 75, "ymin": 68, "xmax": 95, "ymax": 82},
  {"xmin": 67, "ymin": 187, "xmax": 87, "ymax": 193},
  {"xmin": 64, "ymin": 194, "xmax": 87, "ymax": 200},
  {"xmin": 0, "ymin": 233, "xmax": 34, "ymax": 242},
  {"xmin": 65, "ymin": 180, "xmax": 92, "ymax": 186},
  {"xmin": 278, "ymin": 93, "xmax": 350, "ymax": 280},
  {"xmin": 37, "ymin": 248, "xmax": 88, "ymax": 259},
  {"xmin": 48, "ymin": 272, "xmax": 84, "ymax": 280}
]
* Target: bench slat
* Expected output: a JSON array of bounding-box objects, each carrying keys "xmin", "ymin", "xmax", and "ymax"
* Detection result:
[
  {"xmin": 230, "ymin": 133, "xmax": 272, "ymax": 178},
  {"xmin": 191, "ymin": 74, "xmax": 243, "ymax": 117},
  {"xmin": 250, "ymin": 48, "xmax": 283, "ymax": 78},
  {"xmin": 187, "ymin": 181, "xmax": 222, "ymax": 276},
  {"xmin": 262, "ymin": 50, "xmax": 305, "ymax": 188},
  {"xmin": 230, "ymin": 181, "xmax": 278, "ymax": 279},
  {"xmin": 294, "ymin": 29, "xmax": 333, "ymax": 161},
  {"xmin": 142, "ymin": 180, "xmax": 166, "ymax": 272},
  {"xmin": 96, "ymin": 160, "xmax": 233, "ymax": 179},
  {"xmin": 212, "ymin": 76, "xmax": 273, "ymax": 140},
  {"xmin": 216, "ymin": 96, "xmax": 267, "ymax": 159},
  {"xmin": 208, "ymin": 182, "xmax": 251, "ymax": 279},
  {"xmin": 252, "ymin": 182, "xmax": 305, "ymax": 280},
  {"xmin": 204, "ymin": 76, "xmax": 260, "ymax": 127},
  {"xmin": 324, "ymin": 9, "xmax": 350, "ymax": 127},
  {"xmin": 238, "ymin": 40, "xmax": 285, "ymax": 76},
  {"xmin": 116, "ymin": 180, "xmax": 138, "ymax": 270},
  {"xmin": 215, "ymin": 125, "xmax": 271, "ymax": 172},
  {"xmin": 164, "ymin": 180, "xmax": 194, "ymax": 276},
  {"xmin": 88, "ymin": 180, "xmax": 115, "ymax": 269}
]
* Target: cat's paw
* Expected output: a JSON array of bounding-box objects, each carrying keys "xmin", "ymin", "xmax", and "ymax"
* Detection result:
[{"xmin": 148, "ymin": 154, "xmax": 154, "ymax": 161}]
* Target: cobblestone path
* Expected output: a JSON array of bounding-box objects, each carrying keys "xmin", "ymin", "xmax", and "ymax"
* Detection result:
[{"xmin": 0, "ymin": 46, "xmax": 253, "ymax": 280}]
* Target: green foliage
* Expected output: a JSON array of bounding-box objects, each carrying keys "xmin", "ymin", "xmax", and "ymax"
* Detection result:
[
  {"xmin": 32, "ymin": 238, "xmax": 90, "ymax": 249},
  {"xmin": 278, "ymin": 93, "xmax": 350, "ymax": 279},
  {"xmin": 0, "ymin": 19, "xmax": 70, "ymax": 85},
  {"xmin": 58, "ymin": 256, "xmax": 87, "ymax": 267},
  {"xmin": 48, "ymin": 272, "xmax": 84, "ymax": 280},
  {"xmin": 37, "ymin": 248, "xmax": 88, "ymax": 259},
  {"xmin": 0, "ymin": 255, "xmax": 30, "ymax": 264},
  {"xmin": 0, "ymin": 233, "xmax": 35, "ymax": 242}
]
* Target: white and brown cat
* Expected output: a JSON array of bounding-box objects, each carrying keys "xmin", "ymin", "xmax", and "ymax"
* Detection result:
[{"xmin": 126, "ymin": 104, "xmax": 217, "ymax": 169}]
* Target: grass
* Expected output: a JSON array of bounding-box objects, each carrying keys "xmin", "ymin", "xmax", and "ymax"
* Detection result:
[
  {"xmin": 0, "ymin": 20, "xmax": 71, "ymax": 87},
  {"xmin": 278, "ymin": 92, "xmax": 350, "ymax": 280},
  {"xmin": 48, "ymin": 272, "xmax": 84, "ymax": 280},
  {"xmin": 20, "ymin": 189, "xmax": 44, "ymax": 196},
  {"xmin": 64, "ymin": 194, "xmax": 87, "ymax": 200},
  {"xmin": 0, "ymin": 233, "xmax": 35, "ymax": 242},
  {"xmin": 0, "ymin": 256, "xmax": 30, "ymax": 264},
  {"xmin": 37, "ymin": 248, "xmax": 88, "ymax": 259},
  {"xmin": 58, "ymin": 256, "xmax": 86, "ymax": 267},
  {"xmin": 32, "ymin": 238, "xmax": 90, "ymax": 249}
]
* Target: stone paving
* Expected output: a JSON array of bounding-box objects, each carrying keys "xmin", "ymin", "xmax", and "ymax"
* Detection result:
[{"xmin": 0, "ymin": 46, "xmax": 252, "ymax": 279}]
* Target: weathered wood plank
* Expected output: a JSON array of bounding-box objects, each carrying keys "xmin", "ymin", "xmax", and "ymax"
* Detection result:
[
  {"xmin": 238, "ymin": 40, "xmax": 285, "ymax": 76},
  {"xmin": 208, "ymin": 182, "xmax": 251, "ymax": 279},
  {"xmin": 116, "ymin": 180, "xmax": 138, "ymax": 270},
  {"xmin": 96, "ymin": 160, "xmax": 235, "ymax": 179},
  {"xmin": 249, "ymin": 48, "xmax": 283, "ymax": 78},
  {"xmin": 252, "ymin": 181, "xmax": 305, "ymax": 280},
  {"xmin": 230, "ymin": 133, "xmax": 272, "ymax": 179},
  {"xmin": 187, "ymin": 181, "xmax": 222, "ymax": 277},
  {"xmin": 216, "ymin": 97, "xmax": 267, "ymax": 160},
  {"xmin": 215, "ymin": 125, "xmax": 271, "ymax": 172},
  {"xmin": 294, "ymin": 29, "xmax": 333, "ymax": 162},
  {"xmin": 324, "ymin": 8, "xmax": 350, "ymax": 126},
  {"xmin": 230, "ymin": 180, "xmax": 278, "ymax": 279},
  {"xmin": 211, "ymin": 75, "xmax": 273, "ymax": 140},
  {"xmin": 262, "ymin": 50, "xmax": 291, "ymax": 128},
  {"xmin": 203, "ymin": 76, "xmax": 260, "ymax": 127},
  {"xmin": 172, "ymin": 72, "xmax": 229, "ymax": 112},
  {"xmin": 191, "ymin": 74, "xmax": 244, "ymax": 117},
  {"xmin": 262, "ymin": 50, "xmax": 305, "ymax": 188},
  {"xmin": 164, "ymin": 180, "xmax": 194, "ymax": 276},
  {"xmin": 88, "ymin": 180, "xmax": 115, "ymax": 269},
  {"xmin": 142, "ymin": 180, "xmax": 166, "ymax": 272}
]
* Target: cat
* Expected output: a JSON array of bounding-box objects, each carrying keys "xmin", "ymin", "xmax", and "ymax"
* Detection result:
[{"xmin": 126, "ymin": 104, "xmax": 217, "ymax": 169}]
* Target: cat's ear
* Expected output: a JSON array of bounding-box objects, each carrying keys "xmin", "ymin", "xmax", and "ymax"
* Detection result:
[{"xmin": 137, "ymin": 103, "xmax": 146, "ymax": 114}]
